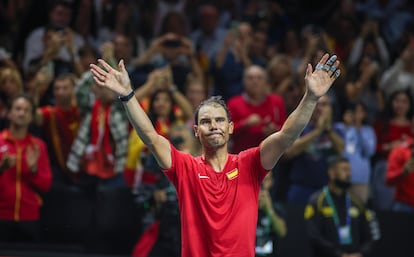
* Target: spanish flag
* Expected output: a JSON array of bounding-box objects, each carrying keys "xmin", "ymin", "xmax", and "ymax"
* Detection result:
[{"xmin": 226, "ymin": 169, "xmax": 239, "ymax": 180}]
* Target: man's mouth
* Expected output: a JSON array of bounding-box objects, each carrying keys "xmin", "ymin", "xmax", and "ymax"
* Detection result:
[{"xmin": 207, "ymin": 132, "xmax": 222, "ymax": 137}]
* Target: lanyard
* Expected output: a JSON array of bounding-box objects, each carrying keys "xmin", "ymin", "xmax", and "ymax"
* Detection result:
[{"xmin": 323, "ymin": 186, "xmax": 351, "ymax": 227}]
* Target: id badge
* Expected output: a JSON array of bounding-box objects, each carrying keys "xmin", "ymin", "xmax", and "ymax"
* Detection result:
[
  {"xmin": 346, "ymin": 143, "xmax": 356, "ymax": 153},
  {"xmin": 338, "ymin": 225, "xmax": 352, "ymax": 245}
]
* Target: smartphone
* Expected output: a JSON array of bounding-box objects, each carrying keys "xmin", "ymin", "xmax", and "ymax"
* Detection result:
[
  {"xmin": 154, "ymin": 59, "xmax": 169, "ymax": 69},
  {"xmin": 162, "ymin": 39, "xmax": 182, "ymax": 48}
]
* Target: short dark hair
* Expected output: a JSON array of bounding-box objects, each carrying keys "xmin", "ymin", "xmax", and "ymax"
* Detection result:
[
  {"xmin": 327, "ymin": 156, "xmax": 349, "ymax": 170},
  {"xmin": 48, "ymin": 0, "xmax": 72, "ymax": 13},
  {"xmin": 194, "ymin": 96, "xmax": 231, "ymax": 125},
  {"xmin": 54, "ymin": 73, "xmax": 77, "ymax": 87},
  {"xmin": 10, "ymin": 93, "xmax": 37, "ymax": 116}
]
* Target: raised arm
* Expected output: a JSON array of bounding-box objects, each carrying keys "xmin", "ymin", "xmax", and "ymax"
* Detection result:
[
  {"xmin": 260, "ymin": 54, "xmax": 340, "ymax": 170},
  {"xmin": 90, "ymin": 59, "xmax": 172, "ymax": 169}
]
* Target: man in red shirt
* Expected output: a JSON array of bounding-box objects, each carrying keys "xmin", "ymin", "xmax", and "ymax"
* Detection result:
[
  {"xmin": 35, "ymin": 73, "xmax": 80, "ymax": 183},
  {"xmin": 386, "ymin": 138, "xmax": 414, "ymax": 213},
  {"xmin": 0, "ymin": 95, "xmax": 52, "ymax": 242},
  {"xmin": 227, "ymin": 65, "xmax": 286, "ymax": 153},
  {"xmin": 90, "ymin": 53, "xmax": 341, "ymax": 257}
]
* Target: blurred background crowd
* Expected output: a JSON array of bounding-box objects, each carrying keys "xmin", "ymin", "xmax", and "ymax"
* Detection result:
[{"xmin": 0, "ymin": 0, "xmax": 414, "ymax": 256}]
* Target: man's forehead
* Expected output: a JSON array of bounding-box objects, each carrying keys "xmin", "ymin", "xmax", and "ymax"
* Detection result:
[
  {"xmin": 198, "ymin": 104, "xmax": 227, "ymax": 118},
  {"xmin": 11, "ymin": 98, "xmax": 32, "ymax": 110}
]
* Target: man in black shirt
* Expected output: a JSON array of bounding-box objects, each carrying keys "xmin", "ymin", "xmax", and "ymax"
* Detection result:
[{"xmin": 305, "ymin": 156, "xmax": 379, "ymax": 257}]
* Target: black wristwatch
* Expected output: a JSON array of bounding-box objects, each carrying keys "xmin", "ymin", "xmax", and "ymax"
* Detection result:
[{"xmin": 118, "ymin": 90, "xmax": 135, "ymax": 102}]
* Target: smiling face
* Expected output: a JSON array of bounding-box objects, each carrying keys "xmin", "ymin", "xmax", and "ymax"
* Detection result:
[{"xmin": 194, "ymin": 104, "xmax": 233, "ymax": 150}]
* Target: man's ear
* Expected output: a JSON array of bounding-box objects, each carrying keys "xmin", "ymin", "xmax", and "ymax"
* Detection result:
[
  {"xmin": 229, "ymin": 121, "xmax": 234, "ymax": 135},
  {"xmin": 327, "ymin": 168, "xmax": 335, "ymax": 180},
  {"xmin": 193, "ymin": 125, "xmax": 198, "ymax": 138}
]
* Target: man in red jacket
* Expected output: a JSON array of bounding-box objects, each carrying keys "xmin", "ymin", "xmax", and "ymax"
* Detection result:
[
  {"xmin": 386, "ymin": 137, "xmax": 414, "ymax": 213},
  {"xmin": 0, "ymin": 94, "xmax": 52, "ymax": 242}
]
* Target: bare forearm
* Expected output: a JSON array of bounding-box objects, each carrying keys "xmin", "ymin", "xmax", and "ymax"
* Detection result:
[
  {"xmin": 122, "ymin": 98, "xmax": 160, "ymax": 147},
  {"xmin": 283, "ymin": 128, "xmax": 321, "ymax": 158},
  {"xmin": 327, "ymin": 130, "xmax": 344, "ymax": 154},
  {"xmin": 240, "ymin": 51, "xmax": 252, "ymax": 67},
  {"xmin": 279, "ymin": 91, "xmax": 318, "ymax": 148},
  {"xmin": 190, "ymin": 56, "xmax": 203, "ymax": 80},
  {"xmin": 134, "ymin": 82, "xmax": 154, "ymax": 100},
  {"xmin": 133, "ymin": 49, "xmax": 155, "ymax": 67},
  {"xmin": 260, "ymin": 91, "xmax": 318, "ymax": 169},
  {"xmin": 71, "ymin": 59, "xmax": 84, "ymax": 77},
  {"xmin": 266, "ymin": 208, "xmax": 287, "ymax": 237},
  {"xmin": 123, "ymin": 97, "xmax": 172, "ymax": 168},
  {"xmin": 215, "ymin": 46, "xmax": 228, "ymax": 68},
  {"xmin": 172, "ymin": 90, "xmax": 194, "ymax": 121}
]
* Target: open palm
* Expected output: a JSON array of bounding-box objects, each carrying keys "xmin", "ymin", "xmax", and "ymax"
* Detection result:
[
  {"xmin": 305, "ymin": 54, "xmax": 340, "ymax": 98},
  {"xmin": 90, "ymin": 59, "xmax": 132, "ymax": 96}
]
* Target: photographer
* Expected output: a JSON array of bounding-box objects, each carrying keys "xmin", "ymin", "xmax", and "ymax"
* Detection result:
[{"xmin": 132, "ymin": 33, "xmax": 202, "ymax": 93}]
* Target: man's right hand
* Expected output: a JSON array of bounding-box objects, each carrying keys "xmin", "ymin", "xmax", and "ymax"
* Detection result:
[
  {"xmin": 90, "ymin": 59, "xmax": 132, "ymax": 96},
  {"xmin": 0, "ymin": 153, "xmax": 16, "ymax": 174},
  {"xmin": 244, "ymin": 114, "xmax": 261, "ymax": 127}
]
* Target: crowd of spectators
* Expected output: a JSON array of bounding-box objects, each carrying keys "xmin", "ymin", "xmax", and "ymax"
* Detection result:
[{"xmin": 1, "ymin": 0, "xmax": 414, "ymax": 255}]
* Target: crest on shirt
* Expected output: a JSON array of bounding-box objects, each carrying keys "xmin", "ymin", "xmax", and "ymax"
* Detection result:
[
  {"xmin": 365, "ymin": 210, "xmax": 372, "ymax": 221},
  {"xmin": 226, "ymin": 168, "xmax": 239, "ymax": 180},
  {"xmin": 304, "ymin": 205, "xmax": 314, "ymax": 220},
  {"xmin": 321, "ymin": 207, "xmax": 333, "ymax": 217},
  {"xmin": 348, "ymin": 206, "xmax": 360, "ymax": 218}
]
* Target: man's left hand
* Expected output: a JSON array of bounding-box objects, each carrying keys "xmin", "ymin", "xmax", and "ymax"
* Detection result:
[{"xmin": 305, "ymin": 53, "xmax": 340, "ymax": 99}]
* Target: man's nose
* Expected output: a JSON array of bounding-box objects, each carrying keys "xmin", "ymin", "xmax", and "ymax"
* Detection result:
[{"xmin": 209, "ymin": 120, "xmax": 218, "ymax": 129}]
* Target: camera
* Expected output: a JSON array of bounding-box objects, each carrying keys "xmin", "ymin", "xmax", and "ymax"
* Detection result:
[{"xmin": 162, "ymin": 39, "xmax": 182, "ymax": 48}]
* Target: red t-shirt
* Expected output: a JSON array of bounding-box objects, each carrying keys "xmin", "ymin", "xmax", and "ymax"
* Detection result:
[
  {"xmin": 163, "ymin": 145, "xmax": 269, "ymax": 257},
  {"xmin": 386, "ymin": 141, "xmax": 414, "ymax": 208},
  {"xmin": 40, "ymin": 105, "xmax": 80, "ymax": 171},
  {"xmin": 227, "ymin": 94, "xmax": 286, "ymax": 153},
  {"xmin": 373, "ymin": 121, "xmax": 413, "ymax": 160}
]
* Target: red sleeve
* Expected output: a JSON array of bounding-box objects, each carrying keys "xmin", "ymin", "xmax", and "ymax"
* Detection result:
[
  {"xmin": 386, "ymin": 146, "xmax": 410, "ymax": 186},
  {"xmin": 26, "ymin": 139, "xmax": 52, "ymax": 192},
  {"xmin": 162, "ymin": 143, "xmax": 179, "ymax": 187},
  {"xmin": 162, "ymin": 143, "xmax": 199, "ymax": 188},
  {"xmin": 240, "ymin": 146, "xmax": 269, "ymax": 185},
  {"xmin": 39, "ymin": 107, "xmax": 51, "ymax": 127}
]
